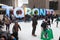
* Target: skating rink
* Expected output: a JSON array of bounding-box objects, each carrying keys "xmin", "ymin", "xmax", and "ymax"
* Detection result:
[{"xmin": 2, "ymin": 19, "xmax": 60, "ymax": 40}]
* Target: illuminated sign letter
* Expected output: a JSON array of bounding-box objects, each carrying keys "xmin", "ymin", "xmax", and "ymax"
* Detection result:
[
  {"xmin": 40, "ymin": 9, "xmax": 46, "ymax": 16},
  {"xmin": 25, "ymin": 8, "xmax": 31, "ymax": 15},
  {"xmin": 32, "ymin": 8, "xmax": 39, "ymax": 15},
  {"xmin": 14, "ymin": 7, "xmax": 24, "ymax": 18}
]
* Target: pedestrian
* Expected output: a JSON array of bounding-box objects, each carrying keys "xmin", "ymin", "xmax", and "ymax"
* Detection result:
[
  {"xmin": 41, "ymin": 20, "xmax": 48, "ymax": 31},
  {"xmin": 0, "ymin": 19, "xmax": 4, "ymax": 30},
  {"xmin": 47, "ymin": 18, "xmax": 51, "ymax": 27},
  {"xmin": 32, "ymin": 15, "xmax": 38, "ymax": 37},
  {"xmin": 10, "ymin": 34, "xmax": 16, "ymax": 40},
  {"xmin": 0, "ymin": 36, "xmax": 7, "ymax": 40},
  {"xmin": 59, "ymin": 37, "xmax": 60, "ymax": 40},
  {"xmin": 45, "ymin": 17, "xmax": 51, "ymax": 27},
  {"xmin": 4, "ymin": 16, "xmax": 11, "ymax": 32},
  {"xmin": 12, "ymin": 22, "xmax": 21, "ymax": 40},
  {"xmin": 51, "ymin": 14, "xmax": 54, "ymax": 24},
  {"xmin": 56, "ymin": 17, "xmax": 59, "ymax": 27},
  {"xmin": 41, "ymin": 20, "xmax": 53, "ymax": 40}
]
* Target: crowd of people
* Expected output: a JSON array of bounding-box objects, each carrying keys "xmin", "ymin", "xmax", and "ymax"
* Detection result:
[
  {"xmin": 0, "ymin": 15, "xmax": 21, "ymax": 40},
  {"xmin": 0, "ymin": 12, "xmax": 60, "ymax": 40}
]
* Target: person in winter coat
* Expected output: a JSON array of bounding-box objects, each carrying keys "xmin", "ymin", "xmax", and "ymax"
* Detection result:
[{"xmin": 12, "ymin": 22, "xmax": 21, "ymax": 40}]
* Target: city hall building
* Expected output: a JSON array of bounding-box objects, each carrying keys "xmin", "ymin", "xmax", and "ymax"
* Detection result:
[
  {"xmin": 0, "ymin": 0, "xmax": 60, "ymax": 10},
  {"xmin": 0, "ymin": 0, "xmax": 60, "ymax": 15}
]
